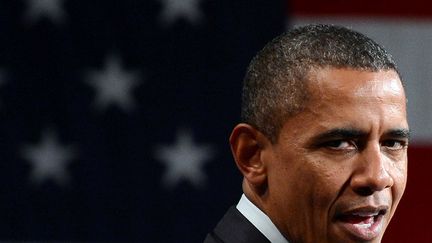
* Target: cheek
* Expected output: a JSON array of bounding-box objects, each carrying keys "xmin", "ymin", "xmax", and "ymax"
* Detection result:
[
  {"xmin": 391, "ymin": 159, "xmax": 408, "ymax": 203},
  {"xmin": 270, "ymin": 147, "xmax": 349, "ymax": 212},
  {"xmin": 310, "ymin": 165, "xmax": 348, "ymax": 208},
  {"xmin": 383, "ymin": 156, "xmax": 407, "ymax": 221},
  {"xmin": 293, "ymin": 158, "xmax": 346, "ymax": 210}
]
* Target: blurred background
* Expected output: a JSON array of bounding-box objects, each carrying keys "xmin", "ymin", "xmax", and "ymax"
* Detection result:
[{"xmin": 0, "ymin": 0, "xmax": 430, "ymax": 242}]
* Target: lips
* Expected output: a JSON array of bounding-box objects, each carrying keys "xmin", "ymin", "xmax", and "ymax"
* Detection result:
[{"xmin": 335, "ymin": 206, "xmax": 388, "ymax": 241}]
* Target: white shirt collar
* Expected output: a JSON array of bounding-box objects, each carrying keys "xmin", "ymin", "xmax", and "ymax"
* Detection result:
[{"xmin": 236, "ymin": 194, "xmax": 289, "ymax": 243}]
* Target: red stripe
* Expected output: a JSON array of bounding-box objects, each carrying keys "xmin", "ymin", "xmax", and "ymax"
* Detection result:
[
  {"xmin": 383, "ymin": 146, "xmax": 432, "ymax": 242},
  {"xmin": 290, "ymin": 0, "xmax": 432, "ymax": 18}
]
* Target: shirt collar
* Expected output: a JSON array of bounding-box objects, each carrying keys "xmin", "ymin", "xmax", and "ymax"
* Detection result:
[{"xmin": 236, "ymin": 194, "xmax": 289, "ymax": 243}]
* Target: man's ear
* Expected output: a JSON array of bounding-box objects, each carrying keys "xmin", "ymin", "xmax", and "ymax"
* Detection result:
[{"xmin": 229, "ymin": 123, "xmax": 272, "ymax": 188}]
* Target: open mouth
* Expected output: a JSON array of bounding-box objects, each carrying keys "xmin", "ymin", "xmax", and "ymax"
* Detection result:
[{"xmin": 335, "ymin": 208, "xmax": 387, "ymax": 241}]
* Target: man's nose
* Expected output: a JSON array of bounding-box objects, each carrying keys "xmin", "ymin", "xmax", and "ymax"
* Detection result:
[{"xmin": 350, "ymin": 144, "xmax": 394, "ymax": 196}]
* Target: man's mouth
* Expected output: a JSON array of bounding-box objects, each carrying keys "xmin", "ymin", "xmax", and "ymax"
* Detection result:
[{"xmin": 335, "ymin": 206, "xmax": 388, "ymax": 241}]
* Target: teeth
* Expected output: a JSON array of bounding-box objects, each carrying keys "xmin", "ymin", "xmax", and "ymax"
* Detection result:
[
  {"xmin": 355, "ymin": 222, "xmax": 373, "ymax": 228},
  {"xmin": 351, "ymin": 212, "xmax": 379, "ymax": 217}
]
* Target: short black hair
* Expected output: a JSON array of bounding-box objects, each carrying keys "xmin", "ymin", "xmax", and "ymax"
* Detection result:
[{"xmin": 241, "ymin": 24, "xmax": 399, "ymax": 142}]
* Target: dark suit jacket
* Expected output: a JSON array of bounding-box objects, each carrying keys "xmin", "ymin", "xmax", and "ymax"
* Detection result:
[{"xmin": 204, "ymin": 206, "xmax": 270, "ymax": 243}]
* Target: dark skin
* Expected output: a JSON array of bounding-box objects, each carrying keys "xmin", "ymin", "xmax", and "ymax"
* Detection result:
[{"xmin": 230, "ymin": 68, "xmax": 409, "ymax": 243}]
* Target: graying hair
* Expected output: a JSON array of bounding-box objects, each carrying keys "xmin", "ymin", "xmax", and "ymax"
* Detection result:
[{"xmin": 241, "ymin": 24, "xmax": 399, "ymax": 143}]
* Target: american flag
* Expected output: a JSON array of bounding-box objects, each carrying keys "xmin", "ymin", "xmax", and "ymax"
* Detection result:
[
  {"xmin": 0, "ymin": 0, "xmax": 285, "ymax": 242},
  {"xmin": 3, "ymin": 0, "xmax": 432, "ymax": 242}
]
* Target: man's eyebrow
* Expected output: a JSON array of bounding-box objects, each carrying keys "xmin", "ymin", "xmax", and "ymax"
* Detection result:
[
  {"xmin": 312, "ymin": 128, "xmax": 411, "ymax": 142},
  {"xmin": 385, "ymin": 128, "xmax": 411, "ymax": 140},
  {"xmin": 313, "ymin": 128, "xmax": 366, "ymax": 141}
]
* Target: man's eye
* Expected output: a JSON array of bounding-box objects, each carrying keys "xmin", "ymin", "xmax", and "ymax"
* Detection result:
[
  {"xmin": 382, "ymin": 140, "xmax": 406, "ymax": 150},
  {"xmin": 324, "ymin": 140, "xmax": 354, "ymax": 150}
]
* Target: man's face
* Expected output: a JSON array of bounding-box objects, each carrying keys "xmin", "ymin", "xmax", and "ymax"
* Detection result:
[{"xmin": 263, "ymin": 68, "xmax": 408, "ymax": 242}]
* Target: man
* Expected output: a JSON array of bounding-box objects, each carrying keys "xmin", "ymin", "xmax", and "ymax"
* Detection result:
[{"xmin": 204, "ymin": 24, "xmax": 409, "ymax": 243}]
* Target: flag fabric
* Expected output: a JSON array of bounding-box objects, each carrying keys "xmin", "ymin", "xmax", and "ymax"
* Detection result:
[
  {"xmin": 289, "ymin": 1, "xmax": 432, "ymax": 242},
  {"xmin": 0, "ymin": 0, "xmax": 286, "ymax": 242}
]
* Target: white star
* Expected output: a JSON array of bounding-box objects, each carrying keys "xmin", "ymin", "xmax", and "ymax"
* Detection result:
[
  {"xmin": 22, "ymin": 130, "xmax": 76, "ymax": 186},
  {"xmin": 25, "ymin": 0, "xmax": 66, "ymax": 24},
  {"xmin": 159, "ymin": 0, "xmax": 203, "ymax": 26},
  {"xmin": 155, "ymin": 129, "xmax": 215, "ymax": 189},
  {"xmin": 86, "ymin": 55, "xmax": 141, "ymax": 112}
]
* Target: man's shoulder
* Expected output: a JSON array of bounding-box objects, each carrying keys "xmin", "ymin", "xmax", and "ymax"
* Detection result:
[
  {"xmin": 204, "ymin": 206, "xmax": 270, "ymax": 243},
  {"xmin": 203, "ymin": 231, "xmax": 223, "ymax": 243}
]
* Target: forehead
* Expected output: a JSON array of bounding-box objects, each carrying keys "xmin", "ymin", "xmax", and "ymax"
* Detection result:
[
  {"xmin": 277, "ymin": 67, "xmax": 408, "ymax": 142},
  {"xmin": 308, "ymin": 68, "xmax": 404, "ymax": 100},
  {"xmin": 279, "ymin": 68, "xmax": 408, "ymax": 134}
]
